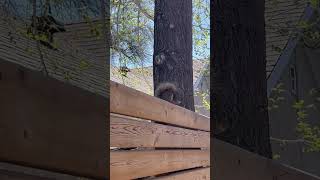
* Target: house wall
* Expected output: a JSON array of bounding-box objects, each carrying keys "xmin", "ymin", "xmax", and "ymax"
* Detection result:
[
  {"xmin": 269, "ymin": 43, "xmax": 320, "ymax": 176},
  {"xmin": 194, "ymin": 70, "xmax": 210, "ymax": 117}
]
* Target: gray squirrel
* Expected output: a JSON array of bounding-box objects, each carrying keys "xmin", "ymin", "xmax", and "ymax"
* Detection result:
[{"xmin": 154, "ymin": 82, "xmax": 182, "ymax": 106}]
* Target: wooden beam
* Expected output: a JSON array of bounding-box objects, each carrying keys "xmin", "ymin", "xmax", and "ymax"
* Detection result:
[
  {"xmin": 111, "ymin": 113, "xmax": 210, "ymax": 148},
  {"xmin": 110, "ymin": 150, "xmax": 209, "ymax": 179},
  {"xmin": 213, "ymin": 139, "xmax": 320, "ymax": 180},
  {"xmin": 0, "ymin": 162, "xmax": 93, "ymax": 180},
  {"xmin": 154, "ymin": 167, "xmax": 210, "ymax": 180},
  {"xmin": 0, "ymin": 60, "xmax": 108, "ymax": 179},
  {"xmin": 110, "ymin": 81, "xmax": 210, "ymax": 131}
]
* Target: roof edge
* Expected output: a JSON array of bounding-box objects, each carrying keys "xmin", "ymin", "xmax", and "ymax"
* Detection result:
[{"xmin": 267, "ymin": 4, "xmax": 314, "ymax": 97}]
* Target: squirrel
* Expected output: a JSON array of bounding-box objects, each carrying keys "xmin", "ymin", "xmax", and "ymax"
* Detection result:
[{"xmin": 155, "ymin": 82, "xmax": 182, "ymax": 105}]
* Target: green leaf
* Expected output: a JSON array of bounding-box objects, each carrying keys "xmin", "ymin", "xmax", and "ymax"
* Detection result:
[
  {"xmin": 273, "ymin": 154, "xmax": 281, "ymax": 160},
  {"xmin": 310, "ymin": 0, "xmax": 319, "ymax": 8}
]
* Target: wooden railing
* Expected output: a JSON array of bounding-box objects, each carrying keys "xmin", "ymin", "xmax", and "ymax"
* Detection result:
[
  {"xmin": 0, "ymin": 60, "xmax": 108, "ymax": 179},
  {"xmin": 110, "ymin": 81, "xmax": 210, "ymax": 179},
  {"xmin": 213, "ymin": 139, "xmax": 320, "ymax": 180},
  {"xmin": 3, "ymin": 62, "xmax": 320, "ymax": 180}
]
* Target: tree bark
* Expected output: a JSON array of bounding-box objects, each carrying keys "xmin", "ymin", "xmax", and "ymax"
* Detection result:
[
  {"xmin": 153, "ymin": 0, "xmax": 194, "ymax": 111},
  {"xmin": 211, "ymin": 0, "xmax": 272, "ymax": 158}
]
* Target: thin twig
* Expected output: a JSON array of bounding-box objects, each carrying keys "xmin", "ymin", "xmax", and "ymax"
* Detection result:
[
  {"xmin": 32, "ymin": 0, "xmax": 49, "ymax": 76},
  {"xmin": 270, "ymin": 137, "xmax": 311, "ymax": 144}
]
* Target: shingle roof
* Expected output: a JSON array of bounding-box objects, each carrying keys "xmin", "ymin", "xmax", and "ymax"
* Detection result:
[
  {"xmin": 62, "ymin": 20, "xmax": 107, "ymax": 63},
  {"xmin": 0, "ymin": 13, "xmax": 108, "ymax": 97},
  {"xmin": 265, "ymin": 0, "xmax": 309, "ymax": 78}
]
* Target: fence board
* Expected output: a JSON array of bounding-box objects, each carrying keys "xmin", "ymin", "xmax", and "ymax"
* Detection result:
[
  {"xmin": 154, "ymin": 167, "xmax": 210, "ymax": 180},
  {"xmin": 0, "ymin": 60, "xmax": 108, "ymax": 179},
  {"xmin": 0, "ymin": 162, "xmax": 92, "ymax": 180},
  {"xmin": 111, "ymin": 113, "xmax": 210, "ymax": 148},
  {"xmin": 110, "ymin": 150, "xmax": 209, "ymax": 179},
  {"xmin": 213, "ymin": 139, "xmax": 320, "ymax": 180},
  {"xmin": 110, "ymin": 81, "xmax": 210, "ymax": 131}
]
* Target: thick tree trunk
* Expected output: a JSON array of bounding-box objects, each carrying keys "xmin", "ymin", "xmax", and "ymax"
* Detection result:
[
  {"xmin": 153, "ymin": 0, "xmax": 194, "ymax": 111},
  {"xmin": 211, "ymin": 0, "xmax": 272, "ymax": 158}
]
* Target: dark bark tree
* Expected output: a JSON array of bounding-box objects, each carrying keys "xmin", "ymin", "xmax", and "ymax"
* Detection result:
[
  {"xmin": 211, "ymin": 0, "xmax": 272, "ymax": 158},
  {"xmin": 153, "ymin": 0, "xmax": 194, "ymax": 111}
]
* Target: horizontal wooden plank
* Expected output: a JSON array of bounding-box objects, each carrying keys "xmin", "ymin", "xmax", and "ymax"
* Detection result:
[
  {"xmin": 110, "ymin": 150, "xmax": 210, "ymax": 179},
  {"xmin": 0, "ymin": 60, "xmax": 108, "ymax": 179},
  {"xmin": 154, "ymin": 167, "xmax": 210, "ymax": 180},
  {"xmin": 111, "ymin": 113, "xmax": 210, "ymax": 148},
  {"xmin": 213, "ymin": 139, "xmax": 320, "ymax": 180},
  {"xmin": 0, "ymin": 162, "xmax": 92, "ymax": 180},
  {"xmin": 110, "ymin": 81, "xmax": 210, "ymax": 131},
  {"xmin": 0, "ymin": 170, "xmax": 48, "ymax": 180}
]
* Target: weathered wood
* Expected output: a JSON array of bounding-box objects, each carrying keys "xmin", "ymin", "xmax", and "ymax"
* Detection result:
[
  {"xmin": 154, "ymin": 167, "xmax": 210, "ymax": 180},
  {"xmin": 110, "ymin": 150, "xmax": 209, "ymax": 179},
  {"xmin": 110, "ymin": 81, "xmax": 210, "ymax": 131},
  {"xmin": 0, "ymin": 60, "xmax": 108, "ymax": 179},
  {"xmin": 111, "ymin": 113, "xmax": 210, "ymax": 148}
]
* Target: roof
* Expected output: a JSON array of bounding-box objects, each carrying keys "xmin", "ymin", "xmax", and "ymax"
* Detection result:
[
  {"xmin": 266, "ymin": 1, "xmax": 314, "ymax": 96},
  {"xmin": 0, "ymin": 11, "xmax": 108, "ymax": 98},
  {"xmin": 61, "ymin": 20, "xmax": 107, "ymax": 63},
  {"xmin": 265, "ymin": 0, "xmax": 309, "ymax": 78}
]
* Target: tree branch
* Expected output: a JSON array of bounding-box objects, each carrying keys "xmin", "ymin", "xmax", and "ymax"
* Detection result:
[{"xmin": 132, "ymin": 0, "xmax": 153, "ymax": 21}]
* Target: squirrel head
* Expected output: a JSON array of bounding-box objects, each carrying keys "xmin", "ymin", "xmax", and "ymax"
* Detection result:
[{"xmin": 155, "ymin": 82, "xmax": 182, "ymax": 106}]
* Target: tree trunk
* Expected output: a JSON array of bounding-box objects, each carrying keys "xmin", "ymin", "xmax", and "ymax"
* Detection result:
[
  {"xmin": 211, "ymin": 0, "xmax": 272, "ymax": 158},
  {"xmin": 153, "ymin": 0, "xmax": 194, "ymax": 111}
]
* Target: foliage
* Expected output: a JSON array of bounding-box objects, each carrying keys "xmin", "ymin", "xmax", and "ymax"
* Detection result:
[
  {"xmin": 110, "ymin": 0, "xmax": 209, "ymax": 68},
  {"xmin": 293, "ymin": 89, "xmax": 320, "ymax": 152},
  {"xmin": 268, "ymin": 83, "xmax": 285, "ymax": 111},
  {"xmin": 195, "ymin": 90, "xmax": 210, "ymax": 112},
  {"xmin": 265, "ymin": 0, "xmax": 320, "ymax": 161},
  {"xmin": 269, "ymin": 84, "xmax": 320, "ymax": 155}
]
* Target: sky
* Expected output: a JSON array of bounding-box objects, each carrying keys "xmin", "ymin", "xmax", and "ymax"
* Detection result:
[{"xmin": 111, "ymin": 0, "xmax": 210, "ymax": 68}]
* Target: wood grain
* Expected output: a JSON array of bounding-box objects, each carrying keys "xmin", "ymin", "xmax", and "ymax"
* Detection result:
[
  {"xmin": 111, "ymin": 113, "xmax": 210, "ymax": 148},
  {"xmin": 0, "ymin": 60, "xmax": 108, "ymax": 179},
  {"xmin": 110, "ymin": 81, "xmax": 210, "ymax": 131},
  {"xmin": 110, "ymin": 150, "xmax": 210, "ymax": 179},
  {"xmin": 154, "ymin": 167, "xmax": 210, "ymax": 180}
]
